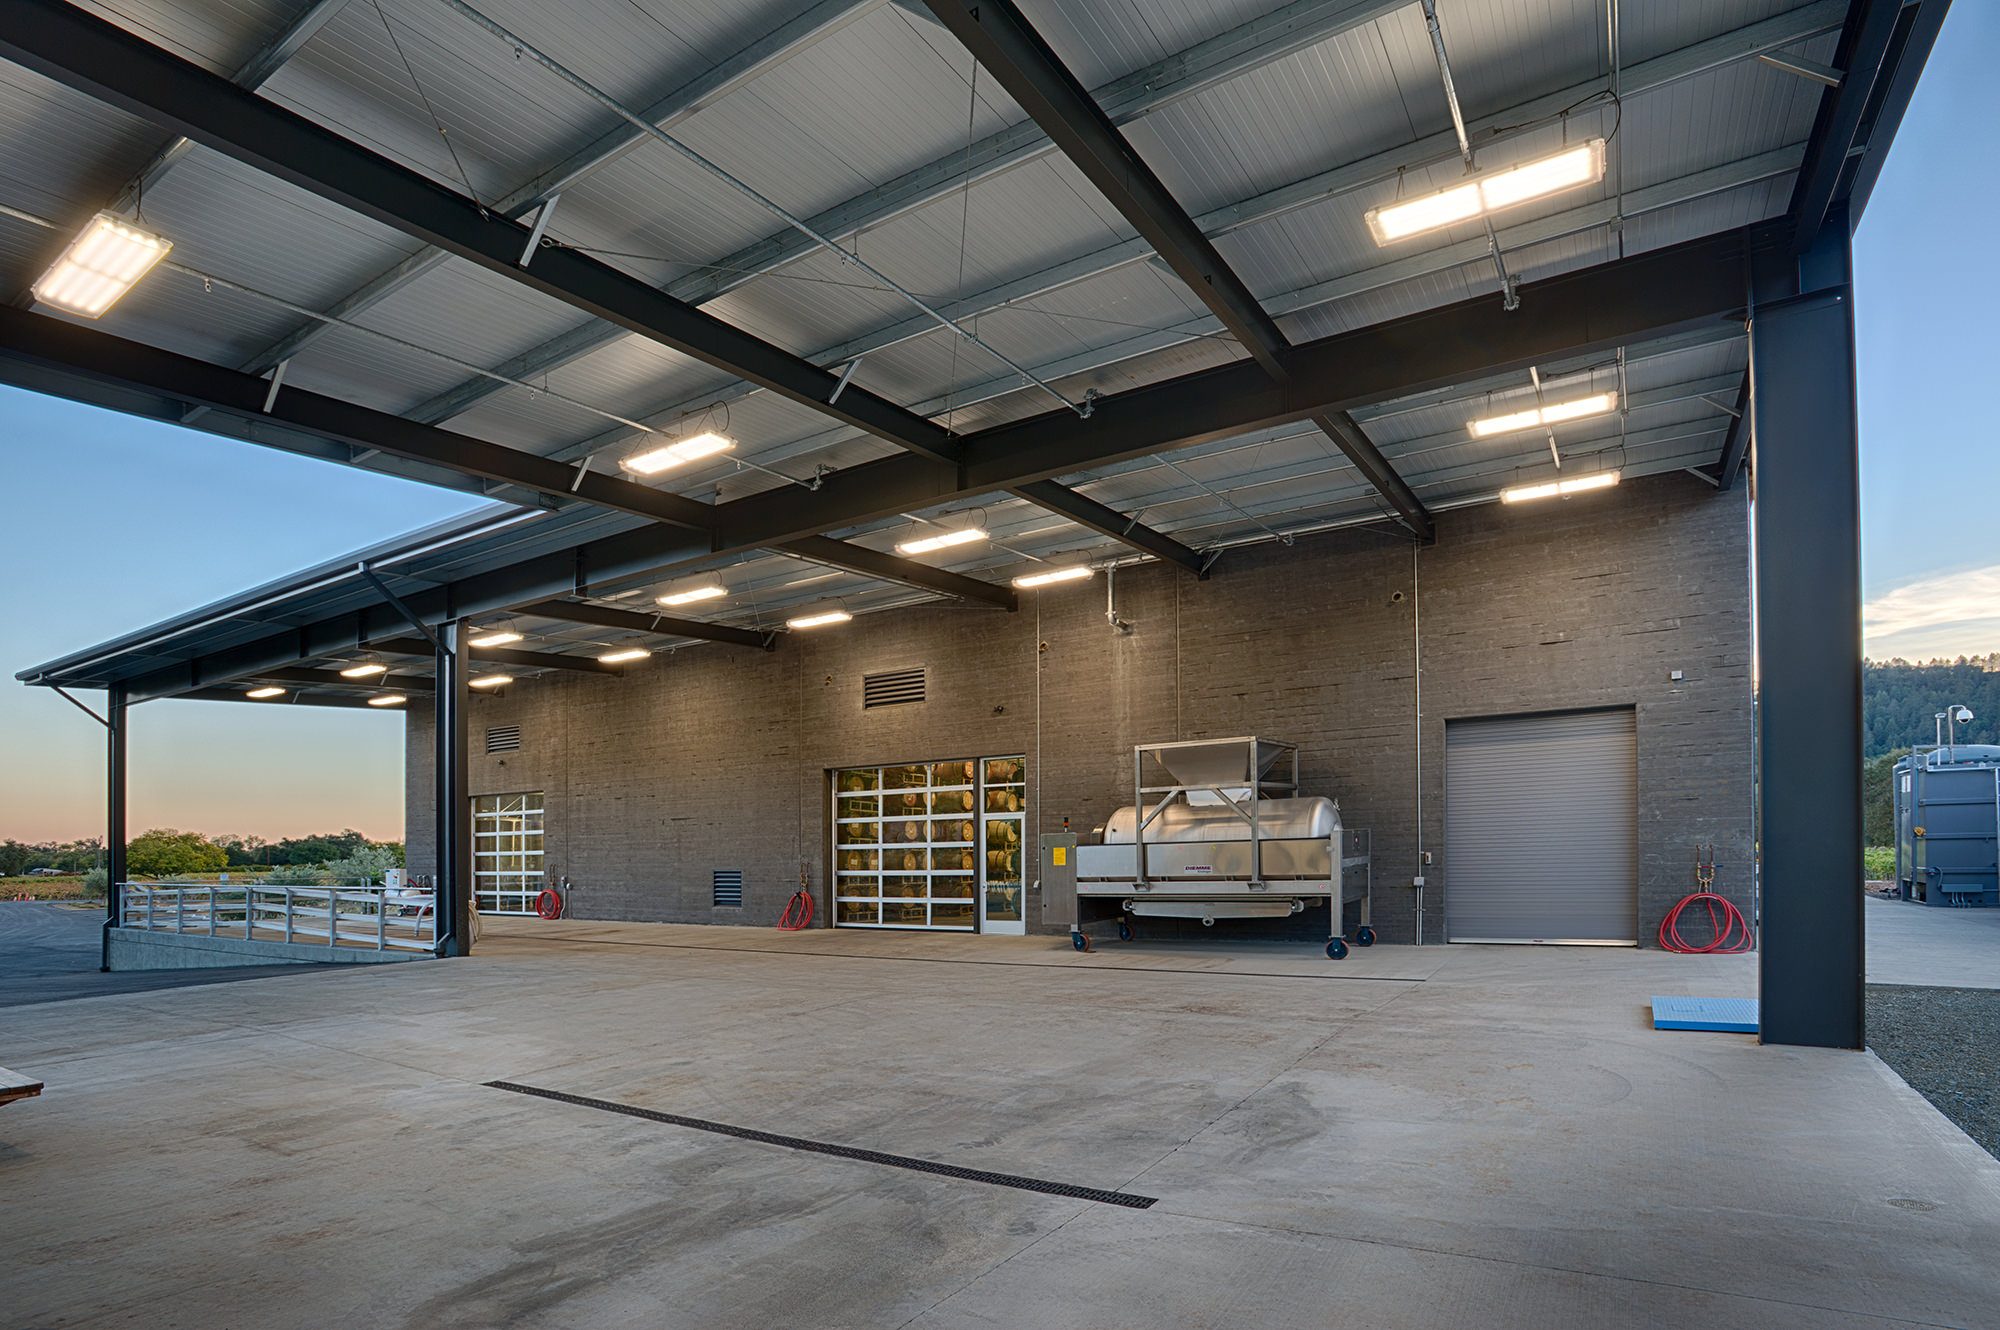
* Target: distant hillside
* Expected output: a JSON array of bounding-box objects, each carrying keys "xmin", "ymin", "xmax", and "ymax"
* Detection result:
[{"xmin": 1864, "ymin": 656, "xmax": 2000, "ymax": 758}]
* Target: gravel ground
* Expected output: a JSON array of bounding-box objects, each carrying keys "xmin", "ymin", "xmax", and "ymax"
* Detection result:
[{"xmin": 1867, "ymin": 983, "xmax": 2000, "ymax": 1160}]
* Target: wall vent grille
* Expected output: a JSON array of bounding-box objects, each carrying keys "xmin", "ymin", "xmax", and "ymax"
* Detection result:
[
  {"xmin": 486, "ymin": 724, "xmax": 522, "ymax": 754},
  {"xmin": 712, "ymin": 869, "xmax": 744, "ymax": 908},
  {"xmin": 863, "ymin": 666, "xmax": 927, "ymax": 709}
]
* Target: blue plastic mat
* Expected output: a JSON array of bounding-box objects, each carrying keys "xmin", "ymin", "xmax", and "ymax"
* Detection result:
[{"xmin": 1651, "ymin": 995, "xmax": 1759, "ymax": 1033}]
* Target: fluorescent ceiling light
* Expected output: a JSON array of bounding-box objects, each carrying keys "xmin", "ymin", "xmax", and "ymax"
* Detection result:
[
  {"xmin": 31, "ymin": 212, "xmax": 172, "ymax": 318},
  {"xmin": 786, "ymin": 608, "xmax": 853, "ymax": 630},
  {"xmin": 367, "ymin": 694, "xmax": 407, "ymax": 707},
  {"xmin": 1501, "ymin": 470, "xmax": 1621, "ymax": 504},
  {"xmin": 468, "ymin": 629, "xmax": 523, "ymax": 648},
  {"xmin": 1468, "ymin": 391, "xmax": 1617, "ymax": 438},
  {"xmin": 1012, "ymin": 565, "xmax": 1096, "ymax": 589},
  {"xmin": 621, "ymin": 430, "xmax": 736, "ymax": 476},
  {"xmin": 598, "ymin": 647, "xmax": 650, "ymax": 664},
  {"xmin": 245, "ymin": 686, "xmax": 284, "ymax": 699},
  {"xmin": 895, "ymin": 526, "xmax": 987, "ymax": 555},
  {"xmin": 469, "ymin": 674, "xmax": 515, "ymax": 689},
  {"xmin": 1366, "ymin": 140, "xmax": 1606, "ymax": 245},
  {"xmin": 658, "ymin": 583, "xmax": 727, "ymax": 607},
  {"xmin": 339, "ymin": 662, "xmax": 389, "ymax": 679}
]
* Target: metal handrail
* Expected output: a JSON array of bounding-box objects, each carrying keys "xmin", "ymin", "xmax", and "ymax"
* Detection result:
[{"xmin": 116, "ymin": 882, "xmax": 436, "ymax": 952}]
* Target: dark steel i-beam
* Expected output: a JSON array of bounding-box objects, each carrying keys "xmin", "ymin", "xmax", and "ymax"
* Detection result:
[
  {"xmin": 519, "ymin": 600, "xmax": 774, "ymax": 650},
  {"xmin": 103, "ymin": 684, "xmax": 127, "ymax": 971},
  {"xmin": 919, "ymin": 0, "xmax": 1433, "ymax": 541},
  {"xmin": 435, "ymin": 622, "xmax": 472, "ymax": 957},
  {"xmin": 1752, "ymin": 212, "xmax": 1863, "ymax": 1049}
]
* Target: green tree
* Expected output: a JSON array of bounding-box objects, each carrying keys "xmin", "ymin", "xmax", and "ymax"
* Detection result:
[
  {"xmin": 125, "ymin": 828, "xmax": 227, "ymax": 879},
  {"xmin": 1861, "ymin": 747, "xmax": 1908, "ymax": 847}
]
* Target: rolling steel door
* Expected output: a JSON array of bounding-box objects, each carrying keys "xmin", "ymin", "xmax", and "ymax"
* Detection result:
[{"xmin": 1445, "ymin": 708, "xmax": 1638, "ymax": 944}]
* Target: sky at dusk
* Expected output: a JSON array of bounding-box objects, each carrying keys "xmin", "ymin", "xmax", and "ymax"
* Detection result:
[{"xmin": 2, "ymin": 4, "xmax": 1996, "ymax": 844}]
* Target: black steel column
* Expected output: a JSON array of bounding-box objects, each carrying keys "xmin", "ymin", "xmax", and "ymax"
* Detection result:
[
  {"xmin": 433, "ymin": 620, "xmax": 472, "ymax": 956},
  {"xmin": 1752, "ymin": 206, "xmax": 1863, "ymax": 1049},
  {"xmin": 101, "ymin": 684, "xmax": 127, "ymax": 971}
]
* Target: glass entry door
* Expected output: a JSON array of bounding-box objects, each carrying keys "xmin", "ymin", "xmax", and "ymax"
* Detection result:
[{"xmin": 833, "ymin": 756, "xmax": 1027, "ymax": 932}]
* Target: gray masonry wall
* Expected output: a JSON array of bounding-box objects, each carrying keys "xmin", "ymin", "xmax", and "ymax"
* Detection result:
[{"xmin": 407, "ymin": 473, "xmax": 1753, "ymax": 946}]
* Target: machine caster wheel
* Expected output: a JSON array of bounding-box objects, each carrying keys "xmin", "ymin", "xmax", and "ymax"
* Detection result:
[
  {"xmin": 1117, "ymin": 921, "xmax": 1133, "ymax": 942},
  {"xmin": 1356, "ymin": 926, "xmax": 1376, "ymax": 947},
  {"xmin": 1327, "ymin": 938, "xmax": 1349, "ymax": 960},
  {"xmin": 1072, "ymin": 931, "xmax": 1092, "ymax": 953}
]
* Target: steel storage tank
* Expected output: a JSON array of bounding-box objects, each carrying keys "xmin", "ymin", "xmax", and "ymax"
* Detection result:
[{"xmin": 1894, "ymin": 744, "xmax": 2000, "ymax": 907}]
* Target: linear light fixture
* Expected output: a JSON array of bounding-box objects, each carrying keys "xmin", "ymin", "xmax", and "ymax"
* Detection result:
[
  {"xmin": 895, "ymin": 526, "xmax": 987, "ymax": 555},
  {"xmin": 468, "ymin": 628, "xmax": 523, "ymax": 648},
  {"xmin": 1469, "ymin": 391, "xmax": 1618, "ymax": 439},
  {"xmin": 621, "ymin": 430, "xmax": 736, "ymax": 476},
  {"xmin": 468, "ymin": 674, "xmax": 515, "ymax": 689},
  {"xmin": 658, "ymin": 582, "xmax": 727, "ymax": 607},
  {"xmin": 1366, "ymin": 139, "xmax": 1606, "ymax": 245},
  {"xmin": 785, "ymin": 607, "xmax": 853, "ymax": 630},
  {"xmin": 1500, "ymin": 470, "xmax": 1621, "ymax": 504},
  {"xmin": 245, "ymin": 686, "xmax": 284, "ymax": 699},
  {"xmin": 339, "ymin": 662, "xmax": 389, "ymax": 679},
  {"xmin": 31, "ymin": 212, "xmax": 173, "ymax": 317},
  {"xmin": 367, "ymin": 694, "xmax": 407, "ymax": 707},
  {"xmin": 1012, "ymin": 565, "xmax": 1096, "ymax": 589},
  {"xmin": 598, "ymin": 647, "xmax": 651, "ymax": 664}
]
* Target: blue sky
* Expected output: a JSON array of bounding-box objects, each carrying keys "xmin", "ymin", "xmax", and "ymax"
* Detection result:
[{"xmin": 2, "ymin": 5, "xmax": 1996, "ymax": 843}]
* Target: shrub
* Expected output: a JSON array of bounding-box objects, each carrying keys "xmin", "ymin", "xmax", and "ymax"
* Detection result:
[
  {"xmin": 1864, "ymin": 846, "xmax": 1896, "ymax": 881},
  {"xmin": 262, "ymin": 864, "xmax": 325, "ymax": 887},
  {"xmin": 321, "ymin": 844, "xmax": 401, "ymax": 886},
  {"xmin": 83, "ymin": 867, "xmax": 107, "ymax": 895}
]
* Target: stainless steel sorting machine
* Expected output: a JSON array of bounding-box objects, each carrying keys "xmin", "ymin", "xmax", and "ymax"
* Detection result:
[{"xmin": 1042, "ymin": 738, "xmax": 1374, "ymax": 959}]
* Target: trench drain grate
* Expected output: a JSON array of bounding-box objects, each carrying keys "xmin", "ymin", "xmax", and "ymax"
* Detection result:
[{"xmin": 485, "ymin": 1080, "xmax": 1157, "ymax": 1209}]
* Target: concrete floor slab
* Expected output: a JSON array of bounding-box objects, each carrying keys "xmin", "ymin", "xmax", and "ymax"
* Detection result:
[
  {"xmin": 2, "ymin": 919, "xmax": 1996, "ymax": 1329},
  {"xmin": 1867, "ymin": 895, "xmax": 2000, "ymax": 988}
]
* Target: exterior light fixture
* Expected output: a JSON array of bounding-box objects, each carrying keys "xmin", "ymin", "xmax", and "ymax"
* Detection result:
[
  {"xmin": 785, "ymin": 606, "xmax": 853, "ymax": 630},
  {"xmin": 1012, "ymin": 565, "xmax": 1096, "ymax": 589},
  {"xmin": 468, "ymin": 627, "xmax": 523, "ymax": 648},
  {"xmin": 339, "ymin": 662, "xmax": 389, "ymax": 679},
  {"xmin": 658, "ymin": 581, "xmax": 727, "ymax": 607},
  {"xmin": 367, "ymin": 694, "xmax": 407, "ymax": 707},
  {"xmin": 468, "ymin": 674, "xmax": 515, "ymax": 689},
  {"xmin": 895, "ymin": 526, "xmax": 988, "ymax": 555},
  {"xmin": 1366, "ymin": 140, "xmax": 1606, "ymax": 245},
  {"xmin": 598, "ymin": 647, "xmax": 650, "ymax": 664},
  {"xmin": 1500, "ymin": 470, "xmax": 1620, "ymax": 504},
  {"xmin": 1469, "ymin": 391, "xmax": 1618, "ymax": 438},
  {"xmin": 621, "ymin": 430, "xmax": 736, "ymax": 476},
  {"xmin": 31, "ymin": 212, "xmax": 173, "ymax": 317},
  {"xmin": 245, "ymin": 686, "xmax": 284, "ymax": 699}
]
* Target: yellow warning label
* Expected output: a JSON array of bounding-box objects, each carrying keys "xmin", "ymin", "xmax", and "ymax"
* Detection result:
[{"xmin": 1052, "ymin": 846, "xmax": 1067, "ymax": 866}]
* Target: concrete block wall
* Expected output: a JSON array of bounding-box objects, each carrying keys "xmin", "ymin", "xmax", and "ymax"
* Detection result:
[{"xmin": 407, "ymin": 472, "xmax": 1753, "ymax": 945}]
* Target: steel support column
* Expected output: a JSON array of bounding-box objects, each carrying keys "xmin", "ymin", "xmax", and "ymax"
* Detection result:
[
  {"xmin": 102, "ymin": 684, "xmax": 127, "ymax": 972},
  {"xmin": 434, "ymin": 622, "xmax": 472, "ymax": 957},
  {"xmin": 1752, "ymin": 208, "xmax": 1862, "ymax": 1049}
]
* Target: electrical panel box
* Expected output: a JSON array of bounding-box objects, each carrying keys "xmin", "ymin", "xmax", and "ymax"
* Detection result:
[{"xmin": 1040, "ymin": 832, "xmax": 1077, "ymax": 929}]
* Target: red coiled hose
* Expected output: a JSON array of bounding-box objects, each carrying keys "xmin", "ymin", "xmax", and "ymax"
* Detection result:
[
  {"xmin": 777, "ymin": 889, "xmax": 814, "ymax": 931},
  {"xmin": 1658, "ymin": 892, "xmax": 1754, "ymax": 953}
]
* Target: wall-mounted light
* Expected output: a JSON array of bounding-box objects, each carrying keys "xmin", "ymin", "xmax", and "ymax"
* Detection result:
[
  {"xmin": 786, "ymin": 606, "xmax": 853, "ymax": 630},
  {"xmin": 896, "ymin": 525, "xmax": 987, "ymax": 555},
  {"xmin": 245, "ymin": 686, "xmax": 284, "ymax": 699},
  {"xmin": 1469, "ymin": 391, "xmax": 1618, "ymax": 438},
  {"xmin": 1366, "ymin": 140, "xmax": 1606, "ymax": 245},
  {"xmin": 1500, "ymin": 470, "xmax": 1620, "ymax": 504},
  {"xmin": 658, "ymin": 581, "xmax": 727, "ymax": 607},
  {"xmin": 1012, "ymin": 565, "xmax": 1095, "ymax": 589},
  {"xmin": 598, "ymin": 647, "xmax": 650, "ymax": 664},
  {"xmin": 339, "ymin": 661, "xmax": 389, "ymax": 679},
  {"xmin": 468, "ymin": 674, "xmax": 515, "ymax": 689},
  {"xmin": 621, "ymin": 430, "xmax": 736, "ymax": 476},
  {"xmin": 31, "ymin": 212, "xmax": 173, "ymax": 317},
  {"xmin": 367, "ymin": 694, "xmax": 407, "ymax": 707}
]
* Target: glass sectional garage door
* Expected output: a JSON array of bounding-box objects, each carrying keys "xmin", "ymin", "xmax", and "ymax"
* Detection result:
[
  {"xmin": 473, "ymin": 791, "xmax": 546, "ymax": 915},
  {"xmin": 834, "ymin": 757, "xmax": 1026, "ymax": 931}
]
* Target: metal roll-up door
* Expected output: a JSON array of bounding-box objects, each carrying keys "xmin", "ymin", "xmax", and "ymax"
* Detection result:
[{"xmin": 1445, "ymin": 708, "xmax": 1638, "ymax": 944}]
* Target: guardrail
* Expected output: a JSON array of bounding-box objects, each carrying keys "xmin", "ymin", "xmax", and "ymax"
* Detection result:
[{"xmin": 117, "ymin": 882, "xmax": 436, "ymax": 952}]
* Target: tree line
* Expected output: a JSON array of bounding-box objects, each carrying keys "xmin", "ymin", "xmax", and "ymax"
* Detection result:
[
  {"xmin": 1, "ymin": 829, "xmax": 404, "ymax": 879},
  {"xmin": 1863, "ymin": 656, "xmax": 2000, "ymax": 758}
]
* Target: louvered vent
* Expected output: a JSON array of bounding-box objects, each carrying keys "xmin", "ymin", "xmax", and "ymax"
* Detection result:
[
  {"xmin": 485, "ymin": 724, "xmax": 522, "ymax": 754},
  {"xmin": 712, "ymin": 869, "xmax": 744, "ymax": 908},
  {"xmin": 862, "ymin": 666, "xmax": 927, "ymax": 709}
]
